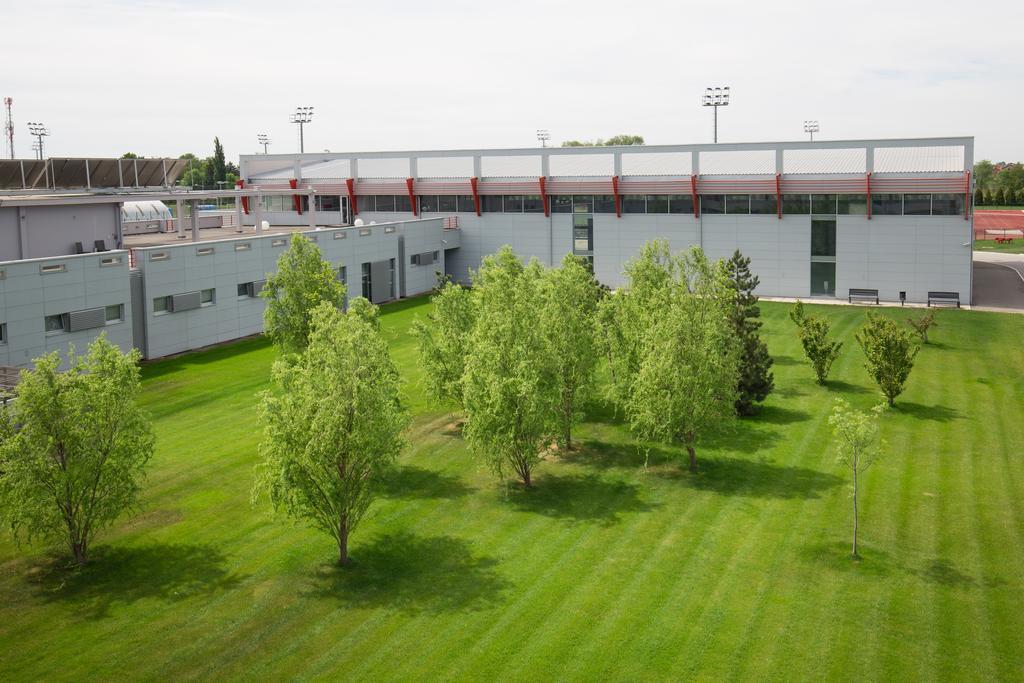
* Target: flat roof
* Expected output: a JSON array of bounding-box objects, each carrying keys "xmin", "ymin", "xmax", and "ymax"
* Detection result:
[{"xmin": 123, "ymin": 223, "xmax": 342, "ymax": 249}]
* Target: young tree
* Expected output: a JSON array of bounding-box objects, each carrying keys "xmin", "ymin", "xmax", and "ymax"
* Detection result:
[
  {"xmin": 540, "ymin": 253, "xmax": 601, "ymax": 449},
  {"xmin": 412, "ymin": 279, "xmax": 477, "ymax": 411},
  {"xmin": 0, "ymin": 337, "xmax": 155, "ymax": 566},
  {"xmin": 626, "ymin": 247, "xmax": 739, "ymax": 471},
  {"xmin": 856, "ymin": 312, "xmax": 919, "ymax": 406},
  {"xmin": 346, "ymin": 296, "xmax": 380, "ymax": 330},
  {"xmin": 254, "ymin": 303, "xmax": 408, "ymax": 565},
  {"xmin": 462, "ymin": 247, "xmax": 555, "ymax": 487},
  {"xmin": 829, "ymin": 399, "xmax": 885, "ymax": 559},
  {"xmin": 791, "ymin": 302, "xmax": 842, "ymax": 385},
  {"xmin": 212, "ymin": 137, "xmax": 226, "ymax": 183},
  {"xmin": 261, "ymin": 235, "xmax": 346, "ymax": 356},
  {"xmin": 726, "ymin": 250, "xmax": 774, "ymax": 415},
  {"xmin": 906, "ymin": 309, "xmax": 938, "ymax": 344}
]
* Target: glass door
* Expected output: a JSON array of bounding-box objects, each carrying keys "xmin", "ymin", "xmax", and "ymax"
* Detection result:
[{"xmin": 810, "ymin": 218, "xmax": 836, "ymax": 297}]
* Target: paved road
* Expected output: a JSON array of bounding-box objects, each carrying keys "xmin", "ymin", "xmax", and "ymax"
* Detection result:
[{"xmin": 973, "ymin": 251, "xmax": 1024, "ymax": 311}]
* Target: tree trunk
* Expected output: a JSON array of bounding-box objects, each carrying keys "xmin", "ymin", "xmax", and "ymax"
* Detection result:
[
  {"xmin": 687, "ymin": 445, "xmax": 697, "ymax": 473},
  {"xmin": 851, "ymin": 471, "xmax": 859, "ymax": 559},
  {"xmin": 72, "ymin": 540, "xmax": 88, "ymax": 566},
  {"xmin": 338, "ymin": 520, "xmax": 349, "ymax": 566},
  {"xmin": 521, "ymin": 467, "xmax": 532, "ymax": 488}
]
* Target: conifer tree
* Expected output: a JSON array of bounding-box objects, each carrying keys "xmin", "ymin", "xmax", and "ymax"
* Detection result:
[{"xmin": 726, "ymin": 251, "xmax": 774, "ymax": 415}]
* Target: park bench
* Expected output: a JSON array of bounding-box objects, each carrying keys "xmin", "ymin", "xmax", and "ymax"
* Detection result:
[
  {"xmin": 927, "ymin": 291, "xmax": 960, "ymax": 308},
  {"xmin": 995, "ymin": 237, "xmax": 1014, "ymax": 244},
  {"xmin": 848, "ymin": 288, "xmax": 879, "ymax": 304}
]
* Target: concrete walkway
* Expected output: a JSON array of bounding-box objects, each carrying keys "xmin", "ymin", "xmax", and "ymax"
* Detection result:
[{"xmin": 972, "ymin": 251, "xmax": 1024, "ymax": 313}]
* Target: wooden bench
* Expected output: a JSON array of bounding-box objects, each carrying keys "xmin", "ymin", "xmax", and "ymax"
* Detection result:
[
  {"xmin": 927, "ymin": 291, "xmax": 960, "ymax": 308},
  {"xmin": 995, "ymin": 237, "xmax": 1014, "ymax": 244},
  {"xmin": 848, "ymin": 288, "xmax": 879, "ymax": 304}
]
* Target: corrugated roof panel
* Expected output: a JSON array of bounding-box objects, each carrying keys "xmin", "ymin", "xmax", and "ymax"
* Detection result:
[
  {"xmin": 549, "ymin": 153, "xmax": 614, "ymax": 177},
  {"xmin": 358, "ymin": 157, "xmax": 410, "ymax": 178},
  {"xmin": 699, "ymin": 150, "xmax": 775, "ymax": 175},
  {"xmin": 481, "ymin": 155, "xmax": 541, "ymax": 177},
  {"xmin": 784, "ymin": 148, "xmax": 866, "ymax": 174},
  {"xmin": 621, "ymin": 152, "xmax": 692, "ymax": 176},
  {"xmin": 246, "ymin": 159, "xmax": 295, "ymax": 180},
  {"xmin": 875, "ymin": 146, "xmax": 964, "ymax": 173},
  {"xmin": 418, "ymin": 156, "xmax": 474, "ymax": 178},
  {"xmin": 299, "ymin": 159, "xmax": 351, "ymax": 179}
]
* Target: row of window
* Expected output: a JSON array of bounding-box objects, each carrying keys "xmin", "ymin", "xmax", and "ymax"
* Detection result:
[
  {"xmin": 357, "ymin": 192, "xmax": 965, "ymax": 217},
  {"xmin": 153, "ymin": 289, "xmax": 215, "ymax": 315},
  {"xmin": 260, "ymin": 195, "xmax": 345, "ymax": 213},
  {"xmin": 43, "ymin": 305, "xmax": 124, "ymax": 335}
]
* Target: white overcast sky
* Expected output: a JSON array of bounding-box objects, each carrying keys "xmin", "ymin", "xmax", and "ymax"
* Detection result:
[{"xmin": 3, "ymin": 0, "xmax": 1022, "ymax": 162}]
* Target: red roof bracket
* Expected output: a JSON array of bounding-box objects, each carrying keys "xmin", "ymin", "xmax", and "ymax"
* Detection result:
[
  {"xmin": 866, "ymin": 172, "xmax": 872, "ymax": 220},
  {"xmin": 964, "ymin": 170, "xmax": 971, "ymax": 221},
  {"xmin": 345, "ymin": 178, "xmax": 358, "ymax": 216},
  {"xmin": 289, "ymin": 178, "xmax": 303, "ymax": 215},
  {"xmin": 775, "ymin": 174, "xmax": 782, "ymax": 220},
  {"xmin": 691, "ymin": 174, "xmax": 699, "ymax": 218},
  {"xmin": 236, "ymin": 179, "xmax": 249, "ymax": 215},
  {"xmin": 612, "ymin": 175, "xmax": 622, "ymax": 218},
  {"xmin": 539, "ymin": 176, "xmax": 549, "ymax": 217},
  {"xmin": 470, "ymin": 177, "xmax": 481, "ymax": 216},
  {"xmin": 406, "ymin": 178, "xmax": 417, "ymax": 216}
]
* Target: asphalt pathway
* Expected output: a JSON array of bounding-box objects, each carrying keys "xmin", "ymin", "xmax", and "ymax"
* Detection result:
[{"xmin": 972, "ymin": 251, "xmax": 1024, "ymax": 312}]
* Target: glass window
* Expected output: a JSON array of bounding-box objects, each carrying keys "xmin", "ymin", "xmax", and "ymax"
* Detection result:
[
  {"xmin": 0, "ymin": 323, "xmax": 5, "ymax": 344},
  {"xmin": 622, "ymin": 195, "xmax": 646, "ymax": 213},
  {"xmin": 200, "ymin": 288, "xmax": 215, "ymax": 305},
  {"xmin": 419, "ymin": 195, "xmax": 438, "ymax": 213},
  {"xmin": 811, "ymin": 219, "xmax": 837, "ymax": 257},
  {"xmin": 750, "ymin": 194, "xmax": 776, "ymax": 215},
  {"xmin": 726, "ymin": 195, "xmax": 750, "ymax": 214},
  {"xmin": 105, "ymin": 304, "xmax": 123, "ymax": 322},
  {"xmin": 647, "ymin": 195, "xmax": 670, "ymax": 213},
  {"xmin": 669, "ymin": 195, "xmax": 694, "ymax": 214},
  {"xmin": 783, "ymin": 194, "xmax": 810, "ymax": 214},
  {"xmin": 45, "ymin": 313, "xmax": 66, "ymax": 332},
  {"xmin": 457, "ymin": 195, "xmax": 477, "ymax": 213},
  {"xmin": 594, "ymin": 195, "xmax": 616, "ymax": 213},
  {"xmin": 573, "ymin": 214, "xmax": 593, "ymax": 229},
  {"xmin": 837, "ymin": 194, "xmax": 868, "ymax": 215},
  {"xmin": 872, "ymin": 193, "xmax": 902, "ymax": 215},
  {"xmin": 504, "ymin": 195, "xmax": 524, "ymax": 213},
  {"xmin": 389, "ymin": 258, "xmax": 396, "ymax": 299},
  {"xmin": 361, "ymin": 262, "xmax": 371, "ymax": 299},
  {"xmin": 481, "ymin": 195, "xmax": 503, "ymax": 212},
  {"xmin": 904, "ymin": 194, "xmax": 931, "ymax": 215},
  {"xmin": 932, "ymin": 193, "xmax": 964, "ymax": 216},
  {"xmin": 395, "ymin": 195, "xmax": 412, "ymax": 212},
  {"xmin": 315, "ymin": 195, "xmax": 341, "ymax": 212},
  {"xmin": 153, "ymin": 296, "xmax": 169, "ymax": 314},
  {"xmin": 338, "ymin": 266, "xmax": 347, "ymax": 285},
  {"xmin": 438, "ymin": 195, "xmax": 457, "ymax": 212},
  {"xmin": 573, "ymin": 196, "xmax": 593, "ymax": 213},
  {"xmin": 810, "ymin": 262, "xmax": 836, "ymax": 297},
  {"xmin": 374, "ymin": 195, "xmax": 395, "ymax": 212},
  {"xmin": 551, "ymin": 196, "xmax": 573, "ymax": 213},
  {"xmin": 701, "ymin": 195, "xmax": 725, "ymax": 214},
  {"xmin": 811, "ymin": 194, "xmax": 837, "ymax": 214},
  {"xmin": 237, "ymin": 283, "xmax": 249, "ymax": 297},
  {"xmin": 523, "ymin": 195, "xmax": 544, "ymax": 213}
]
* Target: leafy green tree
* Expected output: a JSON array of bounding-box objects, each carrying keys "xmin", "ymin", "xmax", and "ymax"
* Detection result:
[
  {"xmin": 973, "ymin": 159, "xmax": 994, "ymax": 192},
  {"xmin": 120, "ymin": 152, "xmax": 140, "ymax": 159},
  {"xmin": 974, "ymin": 186, "xmax": 983, "ymax": 207},
  {"xmin": 540, "ymin": 253, "xmax": 601, "ymax": 449},
  {"xmin": 791, "ymin": 302, "xmax": 842, "ymax": 385},
  {"xmin": 561, "ymin": 134, "xmax": 645, "ymax": 147},
  {"xmin": 261, "ymin": 235, "xmax": 346, "ymax": 356},
  {"xmin": 907, "ymin": 309, "xmax": 938, "ymax": 344},
  {"xmin": 829, "ymin": 399, "xmax": 885, "ymax": 559},
  {"xmin": 463, "ymin": 247, "xmax": 555, "ymax": 487},
  {"xmin": 626, "ymin": 247, "xmax": 739, "ymax": 472},
  {"xmin": 254, "ymin": 303, "xmax": 408, "ymax": 565},
  {"xmin": 213, "ymin": 137, "xmax": 226, "ymax": 183},
  {"xmin": 0, "ymin": 337, "xmax": 155, "ymax": 566},
  {"xmin": 347, "ymin": 296, "xmax": 380, "ymax": 330},
  {"xmin": 412, "ymin": 279, "xmax": 477, "ymax": 411},
  {"xmin": 726, "ymin": 250, "xmax": 774, "ymax": 415},
  {"xmin": 856, "ymin": 312, "xmax": 919, "ymax": 406}
]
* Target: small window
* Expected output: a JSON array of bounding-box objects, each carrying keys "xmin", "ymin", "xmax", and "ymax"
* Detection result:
[
  {"xmin": 333, "ymin": 231, "xmax": 346, "ymax": 239},
  {"xmin": 811, "ymin": 194, "xmax": 837, "ymax": 214},
  {"xmin": 234, "ymin": 242, "xmax": 252, "ymax": 252},
  {"xmin": 932, "ymin": 193, "xmax": 964, "ymax": 216},
  {"xmin": 197, "ymin": 247, "xmax": 215, "ymax": 256},
  {"xmin": 572, "ymin": 196, "xmax": 593, "ymax": 213},
  {"xmin": 669, "ymin": 195, "xmax": 694, "ymax": 214},
  {"xmin": 271, "ymin": 238, "xmax": 287, "ymax": 247},
  {"xmin": 701, "ymin": 195, "xmax": 725, "ymax": 215},
  {"xmin": 99, "ymin": 255, "xmax": 123, "ymax": 267},
  {"xmin": 904, "ymin": 194, "xmax": 932, "ymax": 215},
  {"xmin": 104, "ymin": 304, "xmax": 123, "ymax": 324},
  {"xmin": 200, "ymin": 288, "xmax": 215, "ymax": 305},
  {"xmin": 394, "ymin": 195, "xmax": 412, "ymax": 212},
  {"xmin": 481, "ymin": 195, "xmax": 503, "ymax": 213},
  {"xmin": 523, "ymin": 195, "xmax": 544, "ymax": 213},
  {"xmin": 433, "ymin": 251, "xmax": 439, "ymax": 261},
  {"xmin": 622, "ymin": 195, "xmax": 646, "ymax": 213},
  {"xmin": 153, "ymin": 296, "xmax": 170, "ymax": 314},
  {"xmin": 419, "ymin": 195, "xmax": 439, "ymax": 213},
  {"xmin": 593, "ymin": 195, "xmax": 616, "ymax": 213},
  {"xmin": 375, "ymin": 195, "xmax": 396, "ymax": 212},
  {"xmin": 838, "ymin": 194, "xmax": 868, "ymax": 215},
  {"xmin": 149, "ymin": 251, "xmax": 169, "ymax": 262},
  {"xmin": 0, "ymin": 269, "xmax": 6, "ymax": 280},
  {"xmin": 872, "ymin": 193, "xmax": 902, "ymax": 216},
  {"xmin": 725, "ymin": 195, "xmax": 750, "ymax": 215},
  {"xmin": 504, "ymin": 195, "xmax": 524, "ymax": 213},
  {"xmin": 0, "ymin": 322, "xmax": 6, "ymax": 344},
  {"xmin": 550, "ymin": 196, "xmax": 572, "ymax": 213},
  {"xmin": 237, "ymin": 283, "xmax": 251, "ymax": 298},
  {"xmin": 782, "ymin": 194, "xmax": 811, "ymax": 214},
  {"xmin": 41, "ymin": 263, "xmax": 67, "ymax": 274},
  {"xmin": 306, "ymin": 235, "xmax": 318, "ymax": 242},
  {"xmin": 750, "ymin": 194, "xmax": 777, "ymax": 215},
  {"xmin": 45, "ymin": 313, "xmax": 67, "ymax": 333},
  {"xmin": 338, "ymin": 265, "xmax": 347, "ymax": 284},
  {"xmin": 438, "ymin": 195, "xmax": 457, "ymax": 212},
  {"xmin": 457, "ymin": 195, "xmax": 477, "ymax": 213},
  {"xmin": 359, "ymin": 228, "xmax": 371, "ymax": 236},
  {"xmin": 384, "ymin": 226, "xmax": 396, "ymax": 233},
  {"xmin": 646, "ymin": 195, "xmax": 670, "ymax": 214}
]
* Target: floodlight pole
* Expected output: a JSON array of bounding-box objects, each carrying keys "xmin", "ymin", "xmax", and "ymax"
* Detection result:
[
  {"xmin": 804, "ymin": 120, "xmax": 820, "ymax": 141},
  {"xmin": 701, "ymin": 87, "xmax": 730, "ymax": 144},
  {"xmin": 290, "ymin": 107, "xmax": 314, "ymax": 153}
]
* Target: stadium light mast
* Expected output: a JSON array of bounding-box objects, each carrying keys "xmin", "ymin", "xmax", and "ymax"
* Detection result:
[
  {"xmin": 536, "ymin": 129, "xmax": 550, "ymax": 148},
  {"xmin": 804, "ymin": 120, "xmax": 820, "ymax": 141},
  {"xmin": 289, "ymin": 106, "xmax": 314, "ymax": 153},
  {"xmin": 27, "ymin": 122, "xmax": 50, "ymax": 160},
  {"xmin": 701, "ymin": 86, "xmax": 730, "ymax": 143},
  {"xmin": 257, "ymin": 133, "xmax": 271, "ymax": 154}
]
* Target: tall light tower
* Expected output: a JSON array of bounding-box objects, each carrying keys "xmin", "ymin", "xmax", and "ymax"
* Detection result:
[
  {"xmin": 290, "ymin": 106, "xmax": 314, "ymax": 153},
  {"xmin": 701, "ymin": 86, "xmax": 730, "ymax": 143},
  {"xmin": 3, "ymin": 97, "xmax": 13, "ymax": 159},
  {"xmin": 536, "ymin": 129, "xmax": 550, "ymax": 148},
  {"xmin": 804, "ymin": 120, "xmax": 820, "ymax": 141},
  {"xmin": 257, "ymin": 133, "xmax": 271, "ymax": 154},
  {"xmin": 27, "ymin": 122, "xmax": 50, "ymax": 160}
]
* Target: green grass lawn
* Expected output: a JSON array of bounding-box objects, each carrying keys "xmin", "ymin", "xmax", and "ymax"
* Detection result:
[
  {"xmin": 974, "ymin": 240, "xmax": 1024, "ymax": 254},
  {"xmin": 1, "ymin": 298, "xmax": 1023, "ymax": 680}
]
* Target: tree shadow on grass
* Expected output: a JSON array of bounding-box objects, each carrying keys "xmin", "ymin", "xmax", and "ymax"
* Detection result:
[
  {"xmin": 377, "ymin": 464, "xmax": 473, "ymax": 500},
  {"xmin": 824, "ymin": 380, "xmax": 873, "ymax": 395},
  {"xmin": 27, "ymin": 543, "xmax": 244, "ymax": 620},
  {"xmin": 582, "ymin": 397, "xmax": 627, "ymax": 426},
  {"xmin": 772, "ymin": 354, "xmax": 803, "ymax": 366},
  {"xmin": 567, "ymin": 439, "xmax": 645, "ymax": 470},
  {"xmin": 506, "ymin": 472, "xmax": 657, "ymax": 525},
  {"xmin": 743, "ymin": 404, "xmax": 811, "ymax": 426},
  {"xmin": 661, "ymin": 453, "xmax": 843, "ymax": 500},
  {"xmin": 305, "ymin": 531, "xmax": 508, "ymax": 614},
  {"xmin": 798, "ymin": 540, "xmax": 897, "ymax": 577},
  {"xmin": 893, "ymin": 402, "xmax": 961, "ymax": 422},
  {"xmin": 917, "ymin": 558, "xmax": 976, "ymax": 587}
]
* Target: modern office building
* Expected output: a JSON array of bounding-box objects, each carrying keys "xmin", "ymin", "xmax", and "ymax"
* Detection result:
[{"xmin": 241, "ymin": 136, "xmax": 974, "ymax": 303}]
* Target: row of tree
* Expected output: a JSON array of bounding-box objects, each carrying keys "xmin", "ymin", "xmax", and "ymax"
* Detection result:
[
  {"xmin": 973, "ymin": 160, "xmax": 1023, "ymax": 203},
  {"xmin": 124, "ymin": 137, "xmax": 240, "ymax": 189},
  {"xmin": 974, "ymin": 186, "xmax": 1024, "ymax": 206}
]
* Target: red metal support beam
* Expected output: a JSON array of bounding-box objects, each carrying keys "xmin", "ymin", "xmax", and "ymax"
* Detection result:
[
  {"xmin": 345, "ymin": 178, "xmax": 358, "ymax": 216},
  {"xmin": 236, "ymin": 179, "xmax": 249, "ymax": 215},
  {"xmin": 691, "ymin": 174, "xmax": 699, "ymax": 218},
  {"xmin": 289, "ymin": 178, "xmax": 303, "ymax": 215},
  {"xmin": 406, "ymin": 178, "xmax": 417, "ymax": 216},
  {"xmin": 539, "ymin": 176, "xmax": 549, "ymax": 217},
  {"xmin": 964, "ymin": 170, "xmax": 971, "ymax": 221},
  {"xmin": 866, "ymin": 172, "xmax": 872, "ymax": 220},
  {"xmin": 612, "ymin": 175, "xmax": 622, "ymax": 218},
  {"xmin": 775, "ymin": 174, "xmax": 782, "ymax": 219},
  {"xmin": 470, "ymin": 177, "xmax": 481, "ymax": 216}
]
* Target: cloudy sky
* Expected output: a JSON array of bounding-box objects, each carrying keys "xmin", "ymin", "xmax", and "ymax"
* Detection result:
[{"xmin": 4, "ymin": 0, "xmax": 1022, "ymax": 162}]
